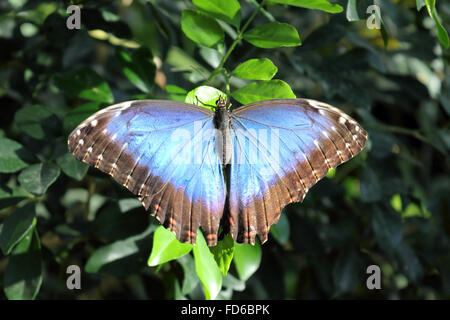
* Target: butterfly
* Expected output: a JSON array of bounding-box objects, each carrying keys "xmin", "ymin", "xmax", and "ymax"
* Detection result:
[{"xmin": 68, "ymin": 97, "xmax": 367, "ymax": 246}]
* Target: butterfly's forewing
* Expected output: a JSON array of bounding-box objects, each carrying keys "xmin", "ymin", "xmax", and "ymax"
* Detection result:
[
  {"xmin": 68, "ymin": 100, "xmax": 226, "ymax": 245},
  {"xmin": 229, "ymin": 99, "xmax": 367, "ymax": 244}
]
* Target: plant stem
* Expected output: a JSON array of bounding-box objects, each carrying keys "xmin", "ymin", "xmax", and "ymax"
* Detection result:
[{"xmin": 205, "ymin": 0, "xmax": 267, "ymax": 84}]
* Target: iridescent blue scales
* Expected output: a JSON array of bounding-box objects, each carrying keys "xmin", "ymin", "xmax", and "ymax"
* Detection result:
[{"xmin": 68, "ymin": 98, "xmax": 367, "ymax": 246}]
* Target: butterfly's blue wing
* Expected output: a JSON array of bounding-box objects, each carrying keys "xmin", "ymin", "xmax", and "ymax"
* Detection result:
[
  {"xmin": 68, "ymin": 100, "xmax": 225, "ymax": 245},
  {"xmin": 228, "ymin": 99, "xmax": 367, "ymax": 244}
]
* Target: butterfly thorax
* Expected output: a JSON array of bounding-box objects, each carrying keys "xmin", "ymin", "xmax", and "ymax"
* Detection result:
[{"xmin": 213, "ymin": 97, "xmax": 233, "ymax": 165}]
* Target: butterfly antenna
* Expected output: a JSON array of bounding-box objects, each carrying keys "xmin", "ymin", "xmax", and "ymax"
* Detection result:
[{"xmin": 195, "ymin": 95, "xmax": 217, "ymax": 109}]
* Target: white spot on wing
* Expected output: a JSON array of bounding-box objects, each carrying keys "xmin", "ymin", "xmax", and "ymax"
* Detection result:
[
  {"xmin": 76, "ymin": 129, "xmax": 81, "ymax": 136},
  {"xmin": 339, "ymin": 117, "xmax": 347, "ymax": 125},
  {"xmin": 78, "ymin": 139, "xmax": 84, "ymax": 146},
  {"xmin": 308, "ymin": 100, "xmax": 321, "ymax": 109},
  {"xmin": 91, "ymin": 119, "xmax": 98, "ymax": 127}
]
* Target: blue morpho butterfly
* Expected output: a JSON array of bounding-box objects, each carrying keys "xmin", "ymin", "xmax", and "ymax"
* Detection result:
[{"xmin": 68, "ymin": 96, "xmax": 367, "ymax": 246}]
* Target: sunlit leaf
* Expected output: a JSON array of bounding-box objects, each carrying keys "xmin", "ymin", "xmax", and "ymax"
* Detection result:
[
  {"xmin": 233, "ymin": 241, "xmax": 262, "ymax": 281},
  {"xmin": 181, "ymin": 10, "xmax": 224, "ymax": 48},
  {"xmin": 193, "ymin": 230, "xmax": 222, "ymax": 300},
  {"xmin": 424, "ymin": 0, "xmax": 449, "ymax": 48},
  {"xmin": 243, "ymin": 22, "xmax": 301, "ymax": 48},
  {"xmin": 231, "ymin": 58, "xmax": 278, "ymax": 80},
  {"xmin": 268, "ymin": 0, "xmax": 343, "ymax": 13},
  {"xmin": 209, "ymin": 234, "xmax": 235, "ymax": 276},
  {"xmin": 232, "ymin": 80, "xmax": 296, "ymax": 105},
  {"xmin": 193, "ymin": 0, "xmax": 241, "ymax": 28},
  {"xmin": 186, "ymin": 86, "xmax": 227, "ymax": 110},
  {"xmin": 148, "ymin": 226, "xmax": 193, "ymax": 266}
]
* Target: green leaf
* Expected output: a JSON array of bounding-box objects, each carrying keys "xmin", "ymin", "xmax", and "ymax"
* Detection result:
[
  {"xmin": 56, "ymin": 152, "xmax": 89, "ymax": 181},
  {"xmin": 231, "ymin": 58, "xmax": 278, "ymax": 80},
  {"xmin": 181, "ymin": 10, "xmax": 224, "ymax": 48},
  {"xmin": 63, "ymin": 102, "xmax": 102, "ymax": 134},
  {"xmin": 0, "ymin": 186, "xmax": 29, "ymax": 210},
  {"xmin": 371, "ymin": 206, "xmax": 403, "ymax": 250},
  {"xmin": 166, "ymin": 84, "xmax": 187, "ymax": 102},
  {"xmin": 416, "ymin": 0, "xmax": 426, "ymax": 11},
  {"xmin": 332, "ymin": 249, "xmax": 363, "ymax": 295},
  {"xmin": 0, "ymin": 204, "xmax": 36, "ymax": 255},
  {"xmin": 18, "ymin": 163, "xmax": 60, "ymax": 196},
  {"xmin": 231, "ymin": 80, "xmax": 296, "ymax": 105},
  {"xmin": 346, "ymin": 0, "xmax": 359, "ymax": 21},
  {"xmin": 178, "ymin": 254, "xmax": 200, "ymax": 295},
  {"xmin": 85, "ymin": 224, "xmax": 155, "ymax": 275},
  {"xmin": 424, "ymin": 0, "xmax": 449, "ymax": 48},
  {"xmin": 185, "ymin": 86, "xmax": 227, "ymax": 111},
  {"xmin": 268, "ymin": 0, "xmax": 343, "ymax": 13},
  {"xmin": 4, "ymin": 227, "xmax": 42, "ymax": 300},
  {"xmin": 148, "ymin": 226, "xmax": 193, "ymax": 266},
  {"xmin": 54, "ymin": 68, "xmax": 114, "ymax": 103},
  {"xmin": 193, "ymin": 230, "xmax": 222, "ymax": 300},
  {"xmin": 193, "ymin": 0, "xmax": 241, "ymax": 28},
  {"xmin": 14, "ymin": 105, "xmax": 60, "ymax": 140},
  {"xmin": 0, "ymin": 138, "xmax": 34, "ymax": 173},
  {"xmin": 116, "ymin": 47, "xmax": 156, "ymax": 93},
  {"xmin": 209, "ymin": 234, "xmax": 235, "ymax": 276},
  {"xmin": 233, "ymin": 241, "xmax": 262, "ymax": 281},
  {"xmin": 270, "ymin": 211, "xmax": 290, "ymax": 244},
  {"xmin": 359, "ymin": 168, "xmax": 382, "ymax": 202},
  {"xmin": 243, "ymin": 22, "xmax": 301, "ymax": 49}
]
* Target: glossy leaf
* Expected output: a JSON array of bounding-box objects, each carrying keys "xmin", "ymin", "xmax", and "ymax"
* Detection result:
[
  {"xmin": 0, "ymin": 204, "xmax": 36, "ymax": 255},
  {"xmin": 270, "ymin": 210, "xmax": 290, "ymax": 245},
  {"xmin": 116, "ymin": 47, "xmax": 156, "ymax": 93},
  {"xmin": 209, "ymin": 234, "xmax": 235, "ymax": 276},
  {"xmin": 18, "ymin": 163, "xmax": 60, "ymax": 196},
  {"xmin": 231, "ymin": 79, "xmax": 296, "ymax": 105},
  {"xmin": 193, "ymin": 0, "xmax": 241, "ymax": 28},
  {"xmin": 193, "ymin": 230, "xmax": 222, "ymax": 300},
  {"xmin": 148, "ymin": 226, "xmax": 193, "ymax": 266},
  {"xmin": 14, "ymin": 106, "xmax": 60, "ymax": 140},
  {"xmin": 424, "ymin": 0, "xmax": 449, "ymax": 48},
  {"xmin": 243, "ymin": 22, "xmax": 301, "ymax": 48},
  {"xmin": 231, "ymin": 58, "xmax": 278, "ymax": 80},
  {"xmin": 0, "ymin": 186, "xmax": 29, "ymax": 210},
  {"xmin": 56, "ymin": 152, "xmax": 89, "ymax": 181},
  {"xmin": 233, "ymin": 241, "xmax": 262, "ymax": 281},
  {"xmin": 181, "ymin": 10, "xmax": 224, "ymax": 48},
  {"xmin": 54, "ymin": 68, "xmax": 114, "ymax": 103},
  {"xmin": 185, "ymin": 86, "xmax": 226, "ymax": 111},
  {"xmin": 4, "ymin": 227, "xmax": 42, "ymax": 300},
  {"xmin": 268, "ymin": 0, "xmax": 343, "ymax": 13},
  {"xmin": 85, "ymin": 224, "xmax": 155, "ymax": 275},
  {"xmin": 332, "ymin": 249, "xmax": 363, "ymax": 294},
  {"xmin": 63, "ymin": 102, "xmax": 102, "ymax": 134},
  {"xmin": 177, "ymin": 254, "xmax": 199, "ymax": 295},
  {"xmin": 0, "ymin": 138, "xmax": 34, "ymax": 173}
]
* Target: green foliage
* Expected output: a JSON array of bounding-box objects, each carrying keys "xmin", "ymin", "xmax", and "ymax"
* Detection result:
[{"xmin": 0, "ymin": 0, "xmax": 449, "ymax": 301}]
